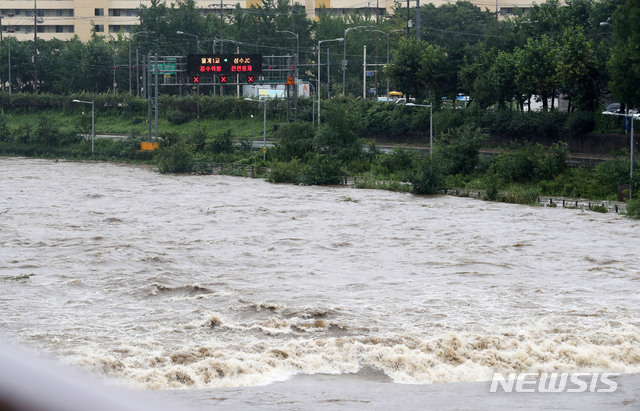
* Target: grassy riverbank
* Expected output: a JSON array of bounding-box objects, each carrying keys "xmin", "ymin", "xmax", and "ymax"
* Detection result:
[{"xmin": 1, "ymin": 94, "xmax": 638, "ymax": 218}]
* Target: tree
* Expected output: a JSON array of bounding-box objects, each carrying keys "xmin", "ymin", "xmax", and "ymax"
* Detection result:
[
  {"xmin": 608, "ymin": 0, "xmax": 640, "ymax": 108},
  {"xmin": 514, "ymin": 35, "xmax": 559, "ymax": 111},
  {"xmin": 386, "ymin": 38, "xmax": 446, "ymax": 100},
  {"xmin": 556, "ymin": 26, "xmax": 604, "ymax": 112}
]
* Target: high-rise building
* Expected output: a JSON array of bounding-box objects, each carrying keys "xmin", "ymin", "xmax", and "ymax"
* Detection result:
[{"xmin": 0, "ymin": 0, "xmax": 535, "ymax": 42}]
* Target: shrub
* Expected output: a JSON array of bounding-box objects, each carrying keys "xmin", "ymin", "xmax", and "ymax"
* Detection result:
[
  {"xmin": 274, "ymin": 121, "xmax": 315, "ymax": 161},
  {"xmin": 166, "ymin": 108, "xmax": 190, "ymax": 125},
  {"xmin": 155, "ymin": 139, "xmax": 194, "ymax": 173},
  {"xmin": 301, "ymin": 155, "xmax": 343, "ymax": 185},
  {"xmin": 437, "ymin": 124, "xmax": 488, "ymax": 176},
  {"xmin": 377, "ymin": 146, "xmax": 420, "ymax": 177},
  {"xmin": 267, "ymin": 159, "xmax": 303, "ymax": 184},
  {"xmin": 626, "ymin": 199, "xmax": 640, "ymax": 219},
  {"xmin": 205, "ymin": 129, "xmax": 234, "ymax": 154},
  {"xmin": 410, "ymin": 158, "xmax": 443, "ymax": 195},
  {"xmin": 500, "ymin": 185, "xmax": 540, "ymax": 205}
]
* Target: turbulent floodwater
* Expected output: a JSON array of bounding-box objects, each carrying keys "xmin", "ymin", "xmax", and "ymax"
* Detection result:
[{"xmin": 1, "ymin": 157, "xmax": 639, "ymax": 394}]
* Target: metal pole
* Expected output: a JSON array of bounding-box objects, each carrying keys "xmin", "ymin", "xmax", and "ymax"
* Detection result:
[
  {"xmin": 129, "ymin": 36, "xmax": 132, "ymax": 94},
  {"xmin": 386, "ymin": 34, "xmax": 389, "ymax": 102},
  {"xmin": 250, "ymin": 114, "xmax": 254, "ymax": 156},
  {"xmin": 33, "ymin": 0, "xmax": 38, "ymax": 93},
  {"xmin": 327, "ymin": 48, "xmax": 330, "ymax": 99},
  {"xmin": 147, "ymin": 54, "xmax": 151, "ymax": 140},
  {"xmin": 155, "ymin": 53, "xmax": 159, "ymax": 137},
  {"xmin": 136, "ymin": 49, "xmax": 139, "ymax": 96},
  {"xmin": 363, "ymin": 45, "xmax": 366, "ymax": 99},
  {"xmin": 430, "ymin": 104, "xmax": 433, "ymax": 160},
  {"xmin": 631, "ymin": 117, "xmax": 634, "ymax": 199},
  {"xmin": 342, "ymin": 33, "xmax": 347, "ymax": 94},
  {"xmin": 416, "ymin": 0, "xmax": 421, "ymax": 40},
  {"xmin": 8, "ymin": 38, "xmax": 11, "ymax": 96},
  {"xmin": 317, "ymin": 40, "xmax": 321, "ymax": 127},
  {"xmin": 262, "ymin": 101, "xmax": 266, "ymax": 161},
  {"xmin": 91, "ymin": 101, "xmax": 95, "ymax": 155}
]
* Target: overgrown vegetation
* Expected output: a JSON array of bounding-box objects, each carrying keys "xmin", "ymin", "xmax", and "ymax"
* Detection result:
[{"xmin": 0, "ymin": 95, "xmax": 638, "ymax": 217}]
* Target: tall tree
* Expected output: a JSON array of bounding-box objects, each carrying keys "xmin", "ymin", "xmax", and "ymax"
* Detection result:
[
  {"xmin": 514, "ymin": 35, "xmax": 559, "ymax": 111},
  {"xmin": 556, "ymin": 25, "xmax": 604, "ymax": 111},
  {"xmin": 608, "ymin": 0, "xmax": 640, "ymax": 107},
  {"xmin": 385, "ymin": 38, "xmax": 446, "ymax": 100}
]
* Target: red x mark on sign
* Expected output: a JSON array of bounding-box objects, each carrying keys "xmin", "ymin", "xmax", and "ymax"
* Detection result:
[
  {"xmin": 193, "ymin": 76, "xmax": 200, "ymax": 83},
  {"xmin": 220, "ymin": 76, "xmax": 227, "ymax": 83}
]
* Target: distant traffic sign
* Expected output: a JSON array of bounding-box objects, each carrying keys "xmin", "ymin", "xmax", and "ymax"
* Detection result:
[{"xmin": 285, "ymin": 75, "xmax": 295, "ymax": 86}]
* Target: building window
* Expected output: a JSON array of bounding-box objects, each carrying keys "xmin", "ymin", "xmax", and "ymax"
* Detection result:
[
  {"xmin": 95, "ymin": 24, "xmax": 104, "ymax": 32},
  {"xmin": 56, "ymin": 25, "xmax": 64, "ymax": 33},
  {"xmin": 95, "ymin": 8, "xmax": 104, "ymax": 17},
  {"xmin": 111, "ymin": 9, "xmax": 121, "ymax": 17}
]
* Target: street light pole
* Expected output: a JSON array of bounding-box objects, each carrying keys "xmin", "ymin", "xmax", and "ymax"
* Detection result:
[
  {"xmin": 129, "ymin": 31, "xmax": 153, "ymax": 94},
  {"xmin": 342, "ymin": 26, "xmax": 371, "ymax": 95},
  {"xmin": 318, "ymin": 37, "xmax": 344, "ymax": 127},
  {"xmin": 602, "ymin": 110, "xmax": 636, "ymax": 199},
  {"xmin": 73, "ymin": 99, "xmax": 95, "ymax": 155},
  {"xmin": 245, "ymin": 98, "xmax": 267, "ymax": 161},
  {"xmin": 406, "ymin": 103, "xmax": 433, "ymax": 160},
  {"xmin": 177, "ymin": 31, "xmax": 200, "ymax": 126},
  {"xmin": 277, "ymin": 30, "xmax": 299, "ymax": 120}
]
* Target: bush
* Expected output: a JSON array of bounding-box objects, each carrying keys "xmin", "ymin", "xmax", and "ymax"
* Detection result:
[
  {"xmin": 274, "ymin": 121, "xmax": 315, "ymax": 161},
  {"xmin": 301, "ymin": 155, "xmax": 343, "ymax": 185},
  {"xmin": 267, "ymin": 159, "xmax": 303, "ymax": 184},
  {"xmin": 410, "ymin": 158, "xmax": 443, "ymax": 195},
  {"xmin": 500, "ymin": 185, "xmax": 540, "ymax": 205},
  {"xmin": 626, "ymin": 199, "xmax": 640, "ymax": 219},
  {"xmin": 205, "ymin": 129, "xmax": 234, "ymax": 154},
  {"xmin": 166, "ymin": 108, "xmax": 190, "ymax": 125},
  {"xmin": 155, "ymin": 139, "xmax": 194, "ymax": 173},
  {"xmin": 376, "ymin": 146, "xmax": 420, "ymax": 177},
  {"xmin": 437, "ymin": 124, "xmax": 488, "ymax": 176}
]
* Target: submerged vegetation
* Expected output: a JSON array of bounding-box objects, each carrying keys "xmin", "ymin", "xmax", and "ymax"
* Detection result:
[{"xmin": 0, "ymin": 94, "xmax": 637, "ymax": 216}]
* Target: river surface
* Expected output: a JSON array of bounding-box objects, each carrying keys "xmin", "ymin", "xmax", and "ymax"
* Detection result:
[{"xmin": 1, "ymin": 157, "xmax": 639, "ymax": 409}]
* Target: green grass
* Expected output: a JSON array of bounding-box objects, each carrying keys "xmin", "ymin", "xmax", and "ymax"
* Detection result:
[{"xmin": 4, "ymin": 110, "xmax": 275, "ymax": 141}]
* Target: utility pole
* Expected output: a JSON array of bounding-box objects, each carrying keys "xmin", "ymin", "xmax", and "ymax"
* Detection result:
[{"xmin": 33, "ymin": 0, "xmax": 38, "ymax": 93}]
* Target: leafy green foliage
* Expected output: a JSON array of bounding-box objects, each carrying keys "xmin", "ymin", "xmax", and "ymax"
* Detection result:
[
  {"xmin": 301, "ymin": 155, "xmax": 344, "ymax": 186},
  {"xmin": 436, "ymin": 125, "xmax": 488, "ymax": 176},
  {"xmin": 205, "ymin": 129, "xmax": 234, "ymax": 154},
  {"xmin": 410, "ymin": 158, "xmax": 443, "ymax": 195},
  {"xmin": 626, "ymin": 199, "xmax": 640, "ymax": 219},
  {"xmin": 155, "ymin": 138, "xmax": 194, "ymax": 173},
  {"xmin": 267, "ymin": 159, "xmax": 303, "ymax": 184},
  {"xmin": 274, "ymin": 121, "xmax": 315, "ymax": 161}
]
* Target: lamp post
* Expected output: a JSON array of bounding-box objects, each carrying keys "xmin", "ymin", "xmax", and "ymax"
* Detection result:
[
  {"xmin": 245, "ymin": 98, "xmax": 267, "ymax": 161},
  {"xmin": 108, "ymin": 34, "xmax": 117, "ymax": 94},
  {"xmin": 178, "ymin": 31, "xmax": 200, "ymax": 127},
  {"xmin": 317, "ymin": 37, "xmax": 344, "ymax": 127},
  {"xmin": 72, "ymin": 99, "xmax": 95, "ymax": 155},
  {"xmin": 602, "ymin": 110, "xmax": 637, "ymax": 199},
  {"xmin": 368, "ymin": 29, "xmax": 403, "ymax": 101},
  {"xmin": 250, "ymin": 114, "xmax": 254, "ymax": 156},
  {"xmin": 276, "ymin": 30, "xmax": 299, "ymax": 120},
  {"xmin": 342, "ymin": 26, "xmax": 371, "ymax": 95},
  {"xmin": 406, "ymin": 102, "xmax": 433, "ymax": 160},
  {"xmin": 129, "ymin": 31, "xmax": 153, "ymax": 94},
  {"xmin": 177, "ymin": 31, "xmax": 199, "ymax": 53}
]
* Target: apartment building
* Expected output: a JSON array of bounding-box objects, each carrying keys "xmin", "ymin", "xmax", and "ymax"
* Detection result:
[{"xmin": 0, "ymin": 0, "xmax": 534, "ymax": 42}]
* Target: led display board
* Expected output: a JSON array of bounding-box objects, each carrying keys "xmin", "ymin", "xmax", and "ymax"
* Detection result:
[{"xmin": 187, "ymin": 54, "xmax": 262, "ymax": 75}]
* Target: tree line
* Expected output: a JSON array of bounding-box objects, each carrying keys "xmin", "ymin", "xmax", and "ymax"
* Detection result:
[{"xmin": 0, "ymin": 0, "xmax": 638, "ymax": 112}]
